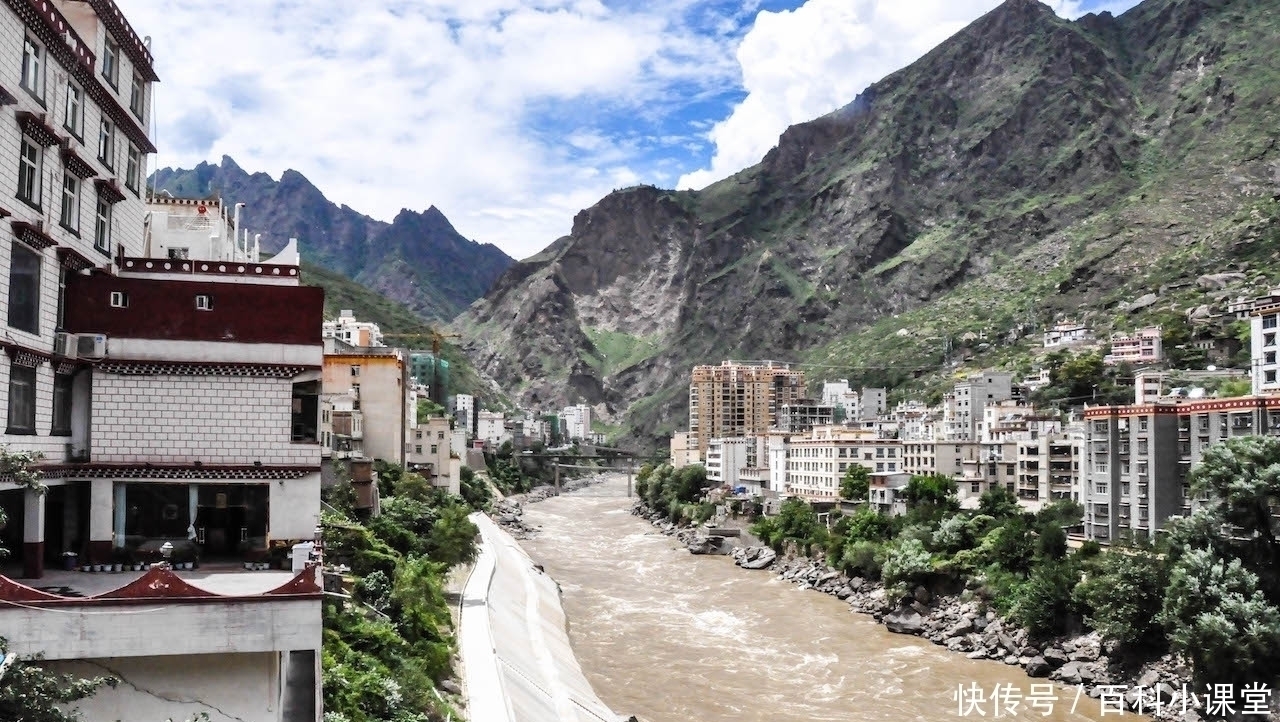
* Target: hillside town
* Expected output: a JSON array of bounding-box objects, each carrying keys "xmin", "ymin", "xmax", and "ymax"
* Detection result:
[{"xmin": 672, "ymin": 296, "xmax": 1279, "ymax": 545}]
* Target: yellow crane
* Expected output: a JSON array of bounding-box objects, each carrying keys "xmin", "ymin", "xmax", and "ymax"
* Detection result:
[{"xmin": 381, "ymin": 329, "xmax": 463, "ymax": 404}]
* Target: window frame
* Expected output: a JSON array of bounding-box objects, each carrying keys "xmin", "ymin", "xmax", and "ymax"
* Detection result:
[
  {"xmin": 17, "ymin": 135, "xmax": 43, "ymax": 209},
  {"xmin": 7, "ymin": 242, "xmax": 41, "ymax": 335},
  {"xmin": 125, "ymin": 143, "xmax": 141, "ymax": 193},
  {"xmin": 60, "ymin": 172, "xmax": 80, "ymax": 233},
  {"xmin": 129, "ymin": 70, "xmax": 146, "ymax": 120},
  {"xmin": 6, "ymin": 363, "xmax": 36, "ymax": 434},
  {"xmin": 20, "ymin": 36, "xmax": 44, "ymax": 102},
  {"xmin": 94, "ymin": 196, "xmax": 112, "ymax": 254},
  {"xmin": 51, "ymin": 371, "xmax": 73, "ymax": 436},
  {"xmin": 98, "ymin": 118, "xmax": 115, "ymax": 169},
  {"xmin": 63, "ymin": 81, "xmax": 83, "ymax": 138},
  {"xmin": 102, "ymin": 38, "xmax": 120, "ymax": 88}
]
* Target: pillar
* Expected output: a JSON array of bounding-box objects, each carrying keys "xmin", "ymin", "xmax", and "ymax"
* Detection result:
[
  {"xmin": 88, "ymin": 478, "xmax": 113, "ymax": 564},
  {"xmin": 22, "ymin": 488, "xmax": 45, "ymax": 579}
]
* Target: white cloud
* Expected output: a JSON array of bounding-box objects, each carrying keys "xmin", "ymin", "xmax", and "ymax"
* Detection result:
[
  {"xmin": 120, "ymin": 0, "xmax": 741, "ymax": 259},
  {"xmin": 677, "ymin": 0, "xmax": 1135, "ymax": 191}
]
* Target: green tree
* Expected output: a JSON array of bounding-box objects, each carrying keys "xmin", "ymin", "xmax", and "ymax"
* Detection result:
[
  {"xmin": 425, "ymin": 504, "xmax": 479, "ymax": 568},
  {"xmin": 840, "ymin": 465, "xmax": 870, "ymax": 501},
  {"xmin": 978, "ymin": 486, "xmax": 1020, "ymax": 518},
  {"xmin": 903, "ymin": 474, "xmax": 958, "ymax": 511},
  {"xmin": 879, "ymin": 538, "xmax": 933, "ymax": 592},
  {"xmin": 0, "ymin": 640, "xmax": 116, "ymax": 722},
  {"xmin": 1076, "ymin": 547, "xmax": 1168, "ymax": 652},
  {"xmin": 1012, "ymin": 561, "xmax": 1079, "ymax": 639},
  {"xmin": 1160, "ymin": 549, "xmax": 1280, "ymax": 688}
]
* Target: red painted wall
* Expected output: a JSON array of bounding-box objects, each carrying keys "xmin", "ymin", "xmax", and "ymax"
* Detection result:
[{"xmin": 64, "ymin": 273, "xmax": 324, "ymax": 345}]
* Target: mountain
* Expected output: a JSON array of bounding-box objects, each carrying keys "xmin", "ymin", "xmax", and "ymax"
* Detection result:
[
  {"xmin": 456, "ymin": 0, "xmax": 1280, "ymax": 448},
  {"xmin": 152, "ymin": 158, "xmax": 514, "ymax": 321}
]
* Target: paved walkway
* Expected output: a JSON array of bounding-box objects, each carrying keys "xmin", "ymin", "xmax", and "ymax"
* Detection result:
[{"xmin": 461, "ymin": 513, "xmax": 625, "ymax": 722}]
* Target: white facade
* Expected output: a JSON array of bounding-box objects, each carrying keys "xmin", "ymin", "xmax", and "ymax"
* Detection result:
[
  {"xmin": 407, "ymin": 415, "xmax": 457, "ymax": 495},
  {"xmin": 820, "ymin": 380, "xmax": 859, "ymax": 420},
  {"xmin": 143, "ymin": 196, "xmax": 249, "ymax": 262},
  {"xmin": 670, "ymin": 431, "xmax": 702, "ymax": 468},
  {"xmin": 454, "ymin": 393, "xmax": 476, "ymax": 436},
  {"xmin": 705, "ymin": 437, "xmax": 749, "ymax": 489},
  {"xmin": 1252, "ymin": 302, "xmax": 1280, "ymax": 395},
  {"xmin": 784, "ymin": 426, "xmax": 901, "ymax": 501},
  {"xmin": 322, "ymin": 308, "xmax": 384, "ymax": 348},
  {"xmin": 1043, "ymin": 322, "xmax": 1093, "ymax": 348},
  {"xmin": 561, "ymin": 403, "xmax": 592, "ymax": 441},
  {"xmin": 952, "ymin": 372, "xmax": 1013, "ymax": 441},
  {"xmin": 477, "ymin": 410, "xmax": 508, "ymax": 446},
  {"xmin": 858, "ymin": 387, "xmax": 887, "ymax": 420}
]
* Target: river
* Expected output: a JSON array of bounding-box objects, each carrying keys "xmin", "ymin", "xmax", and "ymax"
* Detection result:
[{"xmin": 518, "ymin": 475, "xmax": 1142, "ymax": 722}]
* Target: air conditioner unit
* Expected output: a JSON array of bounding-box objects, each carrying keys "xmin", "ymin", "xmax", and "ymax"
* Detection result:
[
  {"xmin": 52, "ymin": 331, "xmax": 77, "ymax": 359},
  {"xmin": 76, "ymin": 334, "xmax": 107, "ymax": 360}
]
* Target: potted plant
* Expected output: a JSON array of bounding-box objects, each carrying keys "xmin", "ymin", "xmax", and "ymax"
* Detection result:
[
  {"xmin": 62, "ymin": 551, "xmax": 78, "ymax": 571},
  {"xmin": 112, "ymin": 548, "xmax": 128, "ymax": 573}
]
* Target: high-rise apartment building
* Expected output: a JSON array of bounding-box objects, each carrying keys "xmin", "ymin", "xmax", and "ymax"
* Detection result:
[{"xmin": 688, "ymin": 360, "xmax": 805, "ymax": 452}]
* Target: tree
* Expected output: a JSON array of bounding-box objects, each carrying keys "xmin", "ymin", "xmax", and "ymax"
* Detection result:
[
  {"xmin": 903, "ymin": 474, "xmax": 958, "ymax": 511},
  {"xmin": 425, "ymin": 504, "xmax": 479, "ymax": 568},
  {"xmin": 879, "ymin": 538, "xmax": 933, "ymax": 592},
  {"xmin": 1160, "ymin": 549, "xmax": 1280, "ymax": 688},
  {"xmin": 1012, "ymin": 561, "xmax": 1079, "ymax": 639},
  {"xmin": 1076, "ymin": 547, "xmax": 1168, "ymax": 652},
  {"xmin": 978, "ymin": 486, "xmax": 1020, "ymax": 518},
  {"xmin": 0, "ymin": 641, "xmax": 116, "ymax": 722},
  {"xmin": 840, "ymin": 465, "xmax": 870, "ymax": 501}
]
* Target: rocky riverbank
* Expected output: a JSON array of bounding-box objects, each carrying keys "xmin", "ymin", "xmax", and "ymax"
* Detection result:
[
  {"xmin": 490, "ymin": 474, "xmax": 613, "ymax": 539},
  {"xmin": 634, "ymin": 503, "xmax": 1203, "ymax": 722}
]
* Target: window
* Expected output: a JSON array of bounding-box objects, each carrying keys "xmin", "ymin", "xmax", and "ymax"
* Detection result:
[
  {"xmin": 1268, "ymin": 351, "xmax": 1277, "ymax": 365},
  {"xmin": 129, "ymin": 71, "xmax": 145, "ymax": 119},
  {"xmin": 1137, "ymin": 439, "xmax": 1148, "ymax": 455},
  {"xmin": 195, "ymin": 294, "xmax": 213, "ymax": 311},
  {"xmin": 1267, "ymin": 370, "xmax": 1278, "ymax": 384},
  {"xmin": 437, "ymin": 431, "xmax": 445, "ymax": 440},
  {"xmin": 125, "ymin": 144, "xmax": 141, "ymax": 192},
  {"xmin": 63, "ymin": 82, "xmax": 83, "ymax": 137},
  {"xmin": 98, "ymin": 119, "xmax": 114, "ymax": 168},
  {"xmin": 17, "ymin": 135, "xmax": 42, "ymax": 207},
  {"xmin": 51, "ymin": 372, "xmax": 72, "ymax": 436},
  {"xmin": 875, "ymin": 462, "xmax": 884, "ymax": 472},
  {"xmin": 20, "ymin": 37, "xmax": 42, "ymax": 100},
  {"xmin": 60, "ymin": 173, "xmax": 79, "ymax": 232},
  {"xmin": 94, "ymin": 197, "xmax": 112, "ymax": 253},
  {"xmin": 415, "ymin": 445, "xmax": 422, "ymax": 454},
  {"xmin": 101, "ymin": 38, "xmax": 119, "ymax": 87},
  {"xmin": 1267, "ymin": 333, "xmax": 1277, "ymax": 348},
  {"xmin": 1265, "ymin": 315, "xmax": 1278, "ymax": 330},
  {"xmin": 1139, "ymin": 416, "xmax": 1148, "ymax": 431},
  {"xmin": 109, "ymin": 291, "xmax": 127, "ymax": 308},
  {"xmin": 6, "ymin": 364, "xmax": 35, "ymax": 434},
  {"xmin": 7, "ymin": 243, "xmax": 40, "ymax": 334},
  {"xmin": 167, "ymin": 248, "xmax": 189, "ymax": 260},
  {"xmin": 430, "ymin": 444, "xmax": 438, "ymax": 454},
  {"xmin": 351, "ymin": 365, "xmax": 361, "ymax": 377}
]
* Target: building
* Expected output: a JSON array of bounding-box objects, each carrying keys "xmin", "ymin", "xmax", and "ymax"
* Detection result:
[
  {"xmin": 1251, "ymin": 296, "xmax": 1280, "ymax": 395},
  {"xmin": 322, "ymin": 309, "xmax": 384, "ymax": 348},
  {"xmin": 1079, "ymin": 396, "xmax": 1280, "ymax": 543},
  {"xmin": 406, "ymin": 415, "xmax": 457, "ymax": 495},
  {"xmin": 952, "ymin": 372, "xmax": 1013, "ymax": 441},
  {"xmin": 1042, "ymin": 322, "xmax": 1093, "ymax": 348},
  {"xmin": 143, "ymin": 195, "xmax": 259, "ymax": 263},
  {"xmin": 453, "ymin": 393, "xmax": 476, "ymax": 437},
  {"xmin": 688, "ymin": 360, "xmax": 806, "ymax": 453},
  {"xmin": 320, "ymin": 388, "xmax": 362, "ymax": 461},
  {"xmin": 784, "ymin": 426, "xmax": 901, "ymax": 501},
  {"xmin": 1104, "ymin": 326, "xmax": 1163, "ymax": 365},
  {"xmin": 868, "ymin": 473, "xmax": 911, "ymax": 516},
  {"xmin": 323, "ymin": 339, "xmax": 407, "ymax": 465},
  {"xmin": 562, "ymin": 403, "xmax": 592, "ymax": 441},
  {"xmin": 858, "ymin": 388, "xmax": 887, "ymax": 421},
  {"xmin": 408, "ymin": 351, "xmax": 450, "ymax": 405},
  {"xmin": 1016, "ymin": 429, "xmax": 1083, "ymax": 506},
  {"xmin": 705, "ymin": 437, "xmax": 750, "ymax": 489},
  {"xmin": 775, "ymin": 399, "xmax": 834, "ymax": 433},
  {"xmin": 670, "ymin": 431, "xmax": 701, "ymax": 468},
  {"xmin": 820, "ymin": 380, "xmax": 859, "ymax": 420},
  {"xmin": 476, "ymin": 410, "xmax": 508, "ymax": 447}
]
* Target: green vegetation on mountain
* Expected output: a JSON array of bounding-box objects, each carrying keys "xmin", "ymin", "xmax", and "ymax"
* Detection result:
[{"xmin": 459, "ymin": 0, "xmax": 1280, "ymax": 450}]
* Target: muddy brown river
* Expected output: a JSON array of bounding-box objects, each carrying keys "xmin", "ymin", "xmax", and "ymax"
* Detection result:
[{"xmin": 518, "ymin": 475, "xmax": 1142, "ymax": 722}]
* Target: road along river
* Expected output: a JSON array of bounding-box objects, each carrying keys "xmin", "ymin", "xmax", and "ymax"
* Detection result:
[{"xmin": 518, "ymin": 475, "xmax": 1142, "ymax": 722}]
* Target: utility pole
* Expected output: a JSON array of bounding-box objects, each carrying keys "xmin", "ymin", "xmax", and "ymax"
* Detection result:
[
  {"xmin": 554, "ymin": 457, "xmax": 560, "ymax": 496},
  {"xmin": 627, "ymin": 461, "xmax": 633, "ymax": 498}
]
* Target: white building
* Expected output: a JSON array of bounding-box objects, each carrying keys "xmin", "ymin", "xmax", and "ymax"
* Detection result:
[
  {"xmin": 561, "ymin": 403, "xmax": 592, "ymax": 441},
  {"xmin": 784, "ymin": 426, "xmax": 901, "ymax": 501},
  {"xmin": 858, "ymin": 387, "xmax": 887, "ymax": 421},
  {"xmin": 476, "ymin": 410, "xmax": 508, "ymax": 447},
  {"xmin": 820, "ymin": 380, "xmax": 859, "ymax": 420},
  {"xmin": 1043, "ymin": 322, "xmax": 1093, "ymax": 348},
  {"xmin": 407, "ymin": 415, "xmax": 458, "ymax": 495},
  {"xmin": 1252, "ymin": 296, "xmax": 1280, "ymax": 395},
  {"xmin": 143, "ymin": 195, "xmax": 254, "ymax": 262},
  {"xmin": 705, "ymin": 437, "xmax": 749, "ymax": 489},
  {"xmin": 322, "ymin": 308, "xmax": 384, "ymax": 348},
  {"xmin": 669, "ymin": 431, "xmax": 702, "ymax": 468},
  {"xmin": 953, "ymin": 372, "xmax": 1013, "ymax": 441},
  {"xmin": 453, "ymin": 393, "xmax": 476, "ymax": 437}
]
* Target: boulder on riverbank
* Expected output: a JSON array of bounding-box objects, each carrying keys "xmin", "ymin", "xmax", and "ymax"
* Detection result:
[
  {"xmin": 732, "ymin": 546, "xmax": 777, "ymax": 570},
  {"xmin": 885, "ymin": 609, "xmax": 925, "ymax": 635}
]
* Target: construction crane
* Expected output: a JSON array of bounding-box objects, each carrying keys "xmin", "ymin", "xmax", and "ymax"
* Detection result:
[{"xmin": 381, "ymin": 329, "xmax": 463, "ymax": 405}]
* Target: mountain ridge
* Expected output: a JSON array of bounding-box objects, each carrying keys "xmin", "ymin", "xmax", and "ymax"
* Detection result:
[
  {"xmin": 152, "ymin": 157, "xmax": 514, "ymax": 321},
  {"xmin": 456, "ymin": 0, "xmax": 1280, "ymax": 447}
]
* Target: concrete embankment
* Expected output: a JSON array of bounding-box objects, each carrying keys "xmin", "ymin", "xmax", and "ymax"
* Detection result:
[{"xmin": 461, "ymin": 512, "xmax": 630, "ymax": 722}]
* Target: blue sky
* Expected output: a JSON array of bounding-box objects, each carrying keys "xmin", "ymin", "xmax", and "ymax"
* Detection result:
[{"xmin": 120, "ymin": 0, "xmax": 1140, "ymax": 258}]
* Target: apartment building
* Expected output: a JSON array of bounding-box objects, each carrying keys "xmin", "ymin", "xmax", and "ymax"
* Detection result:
[
  {"xmin": 952, "ymin": 372, "xmax": 1013, "ymax": 441},
  {"xmin": 476, "ymin": 410, "xmax": 508, "ymax": 446},
  {"xmin": 820, "ymin": 380, "xmax": 858, "ymax": 420},
  {"xmin": 406, "ymin": 415, "xmax": 457, "ymax": 495},
  {"xmin": 784, "ymin": 426, "xmax": 901, "ymax": 501},
  {"xmin": 669, "ymin": 430, "xmax": 701, "ymax": 468},
  {"xmin": 858, "ymin": 387, "xmax": 887, "ymax": 420},
  {"xmin": 1042, "ymin": 322, "xmax": 1093, "ymax": 348},
  {"xmin": 322, "ymin": 338, "xmax": 407, "ymax": 466},
  {"xmin": 561, "ymin": 403, "xmax": 592, "ymax": 441},
  {"xmin": 1104, "ymin": 326, "xmax": 1163, "ymax": 365},
  {"xmin": 1015, "ymin": 430, "xmax": 1083, "ymax": 505},
  {"xmin": 775, "ymin": 399, "xmax": 833, "ymax": 433},
  {"xmin": 705, "ymin": 436, "xmax": 750, "ymax": 489},
  {"xmin": 688, "ymin": 360, "xmax": 805, "ymax": 452},
  {"xmin": 1251, "ymin": 295, "xmax": 1280, "ymax": 395},
  {"xmin": 453, "ymin": 392, "xmax": 476, "ymax": 437}
]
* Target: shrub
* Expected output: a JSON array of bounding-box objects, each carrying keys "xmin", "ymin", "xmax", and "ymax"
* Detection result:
[
  {"xmin": 880, "ymin": 538, "xmax": 933, "ymax": 593},
  {"xmin": 1075, "ymin": 547, "xmax": 1168, "ymax": 652},
  {"xmin": 1012, "ymin": 561, "xmax": 1079, "ymax": 639},
  {"xmin": 841, "ymin": 540, "xmax": 882, "ymax": 579}
]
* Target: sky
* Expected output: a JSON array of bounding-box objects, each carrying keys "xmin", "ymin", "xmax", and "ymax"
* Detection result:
[{"xmin": 119, "ymin": 0, "xmax": 1141, "ymax": 259}]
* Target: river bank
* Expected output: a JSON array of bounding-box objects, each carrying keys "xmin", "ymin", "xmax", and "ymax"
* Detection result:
[{"xmin": 633, "ymin": 502, "xmax": 1202, "ymax": 722}]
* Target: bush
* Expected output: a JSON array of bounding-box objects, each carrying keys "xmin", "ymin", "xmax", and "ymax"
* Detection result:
[
  {"xmin": 1012, "ymin": 561, "xmax": 1079, "ymax": 639},
  {"xmin": 841, "ymin": 540, "xmax": 882, "ymax": 579},
  {"xmin": 880, "ymin": 538, "xmax": 933, "ymax": 593},
  {"xmin": 1075, "ymin": 547, "xmax": 1168, "ymax": 652}
]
